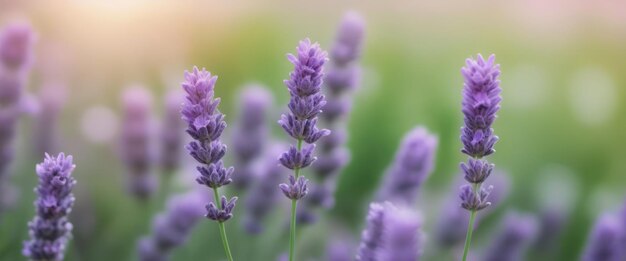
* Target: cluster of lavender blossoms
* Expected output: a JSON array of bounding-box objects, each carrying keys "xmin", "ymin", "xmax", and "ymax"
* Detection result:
[
  {"xmin": 138, "ymin": 190, "xmax": 207, "ymax": 261},
  {"xmin": 23, "ymin": 153, "xmax": 76, "ymax": 261},
  {"xmin": 356, "ymin": 202, "xmax": 423, "ymax": 261},
  {"xmin": 231, "ymin": 85, "xmax": 272, "ymax": 190},
  {"xmin": 120, "ymin": 87, "xmax": 156, "ymax": 200},
  {"xmin": 483, "ymin": 212, "xmax": 537, "ymax": 261},
  {"xmin": 299, "ymin": 12, "xmax": 365, "ymax": 224},
  {"xmin": 458, "ymin": 54, "xmax": 502, "ymax": 260},
  {"xmin": 159, "ymin": 90, "xmax": 184, "ymax": 174},
  {"xmin": 581, "ymin": 213, "xmax": 623, "ymax": 261},
  {"xmin": 377, "ymin": 127, "xmax": 437, "ymax": 205},
  {"xmin": 0, "ymin": 22, "xmax": 35, "ymax": 212},
  {"xmin": 278, "ymin": 38, "xmax": 329, "ymax": 261},
  {"xmin": 181, "ymin": 67, "xmax": 236, "ymax": 260}
]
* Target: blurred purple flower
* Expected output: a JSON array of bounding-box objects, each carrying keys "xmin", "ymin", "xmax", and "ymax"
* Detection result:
[
  {"xmin": 459, "ymin": 54, "xmax": 501, "ymax": 212},
  {"xmin": 356, "ymin": 202, "xmax": 387, "ymax": 261},
  {"xmin": 582, "ymin": 213, "xmax": 623, "ymax": 261},
  {"xmin": 120, "ymin": 86, "xmax": 156, "ymax": 200},
  {"xmin": 33, "ymin": 81, "xmax": 66, "ymax": 156},
  {"xmin": 483, "ymin": 212, "xmax": 538, "ymax": 261},
  {"xmin": 377, "ymin": 127, "xmax": 437, "ymax": 204},
  {"xmin": 329, "ymin": 11, "xmax": 365, "ymax": 67},
  {"xmin": 380, "ymin": 207, "xmax": 423, "ymax": 261},
  {"xmin": 231, "ymin": 85, "xmax": 272, "ymax": 190},
  {"xmin": 181, "ymin": 67, "xmax": 237, "ymax": 222},
  {"xmin": 327, "ymin": 236, "xmax": 356, "ymax": 261},
  {"xmin": 243, "ymin": 144, "xmax": 288, "ymax": 234},
  {"xmin": 159, "ymin": 90, "xmax": 184, "ymax": 173},
  {"xmin": 0, "ymin": 22, "xmax": 35, "ymax": 70},
  {"xmin": 138, "ymin": 190, "xmax": 207, "ymax": 261},
  {"xmin": 23, "ymin": 153, "xmax": 76, "ymax": 261},
  {"xmin": 532, "ymin": 208, "xmax": 567, "ymax": 255}
]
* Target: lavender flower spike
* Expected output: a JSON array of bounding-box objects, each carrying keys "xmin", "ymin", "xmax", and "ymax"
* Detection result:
[
  {"xmin": 23, "ymin": 153, "xmax": 76, "ymax": 261},
  {"xmin": 159, "ymin": 90, "xmax": 184, "ymax": 173},
  {"xmin": 138, "ymin": 190, "xmax": 207, "ymax": 261},
  {"xmin": 581, "ymin": 213, "xmax": 623, "ymax": 261},
  {"xmin": 0, "ymin": 22, "xmax": 35, "ymax": 70},
  {"xmin": 356, "ymin": 202, "xmax": 388, "ymax": 261},
  {"xmin": 380, "ymin": 207, "xmax": 423, "ymax": 261},
  {"xmin": 120, "ymin": 86, "xmax": 156, "ymax": 200},
  {"xmin": 377, "ymin": 126, "xmax": 437, "ymax": 204},
  {"xmin": 181, "ymin": 66, "xmax": 235, "ymax": 261},
  {"xmin": 483, "ymin": 212, "xmax": 537, "ymax": 261},
  {"xmin": 232, "ymin": 85, "xmax": 272, "ymax": 189},
  {"xmin": 279, "ymin": 38, "xmax": 329, "ymax": 261},
  {"xmin": 459, "ymin": 54, "xmax": 502, "ymax": 261}
]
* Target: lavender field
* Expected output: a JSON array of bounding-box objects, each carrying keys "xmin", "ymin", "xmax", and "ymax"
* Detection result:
[{"xmin": 2, "ymin": 1, "xmax": 626, "ymax": 261}]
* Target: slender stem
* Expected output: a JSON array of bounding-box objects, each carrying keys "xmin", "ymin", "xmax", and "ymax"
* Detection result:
[
  {"xmin": 461, "ymin": 183, "xmax": 480, "ymax": 261},
  {"xmin": 288, "ymin": 139, "xmax": 304, "ymax": 261},
  {"xmin": 213, "ymin": 187, "xmax": 234, "ymax": 261}
]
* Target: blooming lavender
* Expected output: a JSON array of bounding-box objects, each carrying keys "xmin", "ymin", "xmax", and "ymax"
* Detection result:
[
  {"xmin": 483, "ymin": 212, "xmax": 537, "ymax": 261},
  {"xmin": 120, "ymin": 87, "xmax": 156, "ymax": 200},
  {"xmin": 278, "ymin": 38, "xmax": 329, "ymax": 261},
  {"xmin": 380, "ymin": 207, "xmax": 423, "ymax": 261},
  {"xmin": 243, "ymin": 144, "xmax": 287, "ymax": 234},
  {"xmin": 138, "ymin": 190, "xmax": 207, "ymax": 261},
  {"xmin": 34, "ymin": 82, "xmax": 66, "ymax": 156},
  {"xmin": 458, "ymin": 54, "xmax": 502, "ymax": 261},
  {"xmin": 377, "ymin": 127, "xmax": 437, "ymax": 204},
  {"xmin": 356, "ymin": 202, "xmax": 387, "ymax": 261},
  {"xmin": 299, "ymin": 12, "xmax": 365, "ymax": 225},
  {"xmin": 181, "ymin": 66, "xmax": 235, "ymax": 261},
  {"xmin": 582, "ymin": 213, "xmax": 623, "ymax": 261},
  {"xmin": 23, "ymin": 153, "xmax": 76, "ymax": 261},
  {"xmin": 159, "ymin": 90, "xmax": 184, "ymax": 174},
  {"xmin": 231, "ymin": 85, "xmax": 272, "ymax": 190},
  {"xmin": 0, "ymin": 22, "xmax": 34, "ymax": 212}
]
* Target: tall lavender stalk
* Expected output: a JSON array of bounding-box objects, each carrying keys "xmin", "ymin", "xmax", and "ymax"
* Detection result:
[
  {"xmin": 458, "ymin": 54, "xmax": 502, "ymax": 261},
  {"xmin": 0, "ymin": 22, "xmax": 34, "ymax": 212},
  {"xmin": 377, "ymin": 126, "xmax": 437, "ymax": 205},
  {"xmin": 231, "ymin": 85, "xmax": 272, "ymax": 190},
  {"xmin": 243, "ymin": 143, "xmax": 287, "ymax": 234},
  {"xmin": 138, "ymin": 190, "xmax": 207, "ymax": 261},
  {"xmin": 483, "ymin": 212, "xmax": 537, "ymax": 261},
  {"xmin": 356, "ymin": 203, "xmax": 387, "ymax": 261},
  {"xmin": 120, "ymin": 87, "xmax": 156, "ymax": 200},
  {"xmin": 181, "ymin": 67, "xmax": 236, "ymax": 261},
  {"xmin": 300, "ymin": 11, "xmax": 365, "ymax": 224},
  {"xmin": 159, "ymin": 90, "xmax": 184, "ymax": 174},
  {"xmin": 23, "ymin": 153, "xmax": 76, "ymax": 261},
  {"xmin": 278, "ymin": 38, "xmax": 329, "ymax": 261},
  {"xmin": 34, "ymin": 81, "xmax": 66, "ymax": 156},
  {"xmin": 582, "ymin": 213, "xmax": 622, "ymax": 261}
]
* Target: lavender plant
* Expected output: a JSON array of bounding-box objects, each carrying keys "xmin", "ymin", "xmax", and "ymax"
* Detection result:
[
  {"xmin": 138, "ymin": 190, "xmax": 206, "ymax": 261},
  {"xmin": 300, "ymin": 11, "xmax": 365, "ymax": 224},
  {"xmin": 458, "ymin": 54, "xmax": 502, "ymax": 261},
  {"xmin": 34, "ymin": 82, "xmax": 66, "ymax": 156},
  {"xmin": 277, "ymin": 38, "xmax": 329, "ymax": 261},
  {"xmin": 0, "ymin": 22, "xmax": 34, "ymax": 212},
  {"xmin": 483, "ymin": 212, "xmax": 537, "ymax": 261},
  {"xmin": 23, "ymin": 153, "xmax": 76, "ymax": 261},
  {"xmin": 120, "ymin": 87, "xmax": 156, "ymax": 200},
  {"xmin": 160, "ymin": 90, "xmax": 184, "ymax": 174},
  {"xmin": 181, "ymin": 67, "xmax": 236, "ymax": 261},
  {"xmin": 356, "ymin": 202, "xmax": 388, "ymax": 261},
  {"xmin": 231, "ymin": 85, "xmax": 272, "ymax": 190},
  {"xmin": 377, "ymin": 126, "xmax": 437, "ymax": 205},
  {"xmin": 243, "ymin": 143, "xmax": 287, "ymax": 234},
  {"xmin": 582, "ymin": 213, "xmax": 623, "ymax": 261}
]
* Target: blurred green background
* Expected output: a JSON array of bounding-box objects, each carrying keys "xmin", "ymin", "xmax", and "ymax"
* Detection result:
[{"xmin": 1, "ymin": 1, "xmax": 626, "ymax": 260}]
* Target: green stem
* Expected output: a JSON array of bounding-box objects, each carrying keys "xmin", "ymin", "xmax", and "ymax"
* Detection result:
[
  {"xmin": 213, "ymin": 187, "xmax": 234, "ymax": 261},
  {"xmin": 461, "ymin": 183, "xmax": 480, "ymax": 261},
  {"xmin": 288, "ymin": 139, "xmax": 303, "ymax": 261}
]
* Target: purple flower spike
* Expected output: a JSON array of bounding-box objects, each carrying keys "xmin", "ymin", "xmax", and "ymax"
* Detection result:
[
  {"xmin": 206, "ymin": 196, "xmax": 237, "ymax": 222},
  {"xmin": 380, "ymin": 208, "xmax": 423, "ymax": 261},
  {"xmin": 138, "ymin": 190, "xmax": 206, "ymax": 261},
  {"xmin": 23, "ymin": 153, "xmax": 76, "ymax": 261},
  {"xmin": 356, "ymin": 202, "xmax": 387, "ymax": 261},
  {"xmin": 279, "ymin": 175, "xmax": 309, "ymax": 200},
  {"xmin": 181, "ymin": 66, "xmax": 237, "ymax": 225},
  {"xmin": 120, "ymin": 86, "xmax": 156, "ymax": 200},
  {"xmin": 378, "ymin": 126, "xmax": 438, "ymax": 204},
  {"xmin": 460, "ymin": 54, "xmax": 501, "ymax": 158},
  {"xmin": 232, "ymin": 85, "xmax": 272, "ymax": 189},
  {"xmin": 159, "ymin": 90, "xmax": 184, "ymax": 173},
  {"xmin": 484, "ymin": 212, "xmax": 538, "ymax": 261},
  {"xmin": 0, "ymin": 22, "xmax": 35, "ymax": 70},
  {"xmin": 582, "ymin": 213, "xmax": 623, "ymax": 261},
  {"xmin": 330, "ymin": 11, "xmax": 365, "ymax": 67}
]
